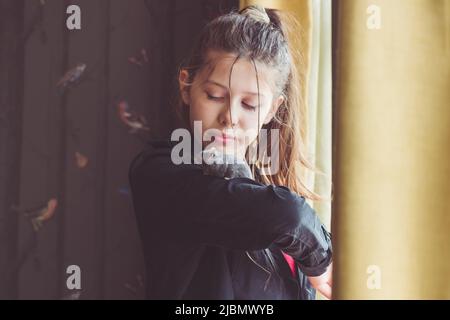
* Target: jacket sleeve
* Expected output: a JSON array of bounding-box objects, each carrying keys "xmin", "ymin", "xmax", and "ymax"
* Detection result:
[{"xmin": 128, "ymin": 146, "xmax": 332, "ymax": 277}]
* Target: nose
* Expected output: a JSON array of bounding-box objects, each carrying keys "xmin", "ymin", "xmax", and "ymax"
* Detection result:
[{"xmin": 218, "ymin": 98, "xmax": 239, "ymax": 129}]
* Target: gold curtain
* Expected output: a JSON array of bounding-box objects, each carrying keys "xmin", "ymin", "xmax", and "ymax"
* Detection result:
[{"xmin": 333, "ymin": 0, "xmax": 450, "ymax": 299}]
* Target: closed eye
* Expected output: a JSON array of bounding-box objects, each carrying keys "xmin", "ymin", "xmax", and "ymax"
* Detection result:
[
  {"xmin": 243, "ymin": 102, "xmax": 256, "ymax": 110},
  {"xmin": 207, "ymin": 93, "xmax": 256, "ymax": 111},
  {"xmin": 206, "ymin": 93, "xmax": 224, "ymax": 101}
]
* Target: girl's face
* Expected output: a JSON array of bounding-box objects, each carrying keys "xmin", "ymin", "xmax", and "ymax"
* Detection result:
[{"xmin": 179, "ymin": 50, "xmax": 284, "ymax": 159}]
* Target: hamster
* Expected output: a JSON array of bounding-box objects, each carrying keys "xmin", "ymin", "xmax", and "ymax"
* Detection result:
[{"xmin": 201, "ymin": 147, "xmax": 254, "ymax": 180}]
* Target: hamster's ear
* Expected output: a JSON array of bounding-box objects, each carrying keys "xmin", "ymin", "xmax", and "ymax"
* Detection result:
[
  {"xmin": 263, "ymin": 95, "xmax": 284, "ymax": 125},
  {"xmin": 178, "ymin": 69, "xmax": 191, "ymax": 106}
]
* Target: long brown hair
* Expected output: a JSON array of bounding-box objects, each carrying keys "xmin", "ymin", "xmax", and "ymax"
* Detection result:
[{"xmin": 175, "ymin": 5, "xmax": 324, "ymax": 201}]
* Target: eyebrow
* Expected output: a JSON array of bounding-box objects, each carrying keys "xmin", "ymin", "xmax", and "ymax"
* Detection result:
[{"xmin": 204, "ymin": 80, "xmax": 266, "ymax": 98}]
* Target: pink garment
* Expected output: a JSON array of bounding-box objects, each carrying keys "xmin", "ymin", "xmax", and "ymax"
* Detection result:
[{"xmin": 281, "ymin": 251, "xmax": 297, "ymax": 277}]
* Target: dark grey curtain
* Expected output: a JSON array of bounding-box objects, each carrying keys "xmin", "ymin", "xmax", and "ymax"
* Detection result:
[{"xmin": 0, "ymin": 0, "xmax": 238, "ymax": 300}]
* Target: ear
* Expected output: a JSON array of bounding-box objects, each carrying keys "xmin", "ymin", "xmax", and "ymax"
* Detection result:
[
  {"xmin": 263, "ymin": 95, "xmax": 284, "ymax": 125},
  {"xmin": 178, "ymin": 69, "xmax": 191, "ymax": 106}
]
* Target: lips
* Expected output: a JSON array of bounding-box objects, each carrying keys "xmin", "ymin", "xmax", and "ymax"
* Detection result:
[{"xmin": 214, "ymin": 134, "xmax": 236, "ymax": 143}]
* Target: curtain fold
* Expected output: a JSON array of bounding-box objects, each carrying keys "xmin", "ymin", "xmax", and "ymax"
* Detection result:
[{"xmin": 307, "ymin": 0, "xmax": 332, "ymax": 230}]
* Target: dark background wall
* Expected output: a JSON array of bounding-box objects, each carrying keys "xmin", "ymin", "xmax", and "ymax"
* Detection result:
[{"xmin": 0, "ymin": 0, "xmax": 238, "ymax": 299}]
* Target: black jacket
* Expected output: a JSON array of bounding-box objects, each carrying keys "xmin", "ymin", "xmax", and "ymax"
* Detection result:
[{"xmin": 128, "ymin": 138, "xmax": 333, "ymax": 300}]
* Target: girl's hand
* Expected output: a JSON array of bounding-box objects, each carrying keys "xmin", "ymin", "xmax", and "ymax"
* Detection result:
[{"xmin": 307, "ymin": 262, "xmax": 333, "ymax": 299}]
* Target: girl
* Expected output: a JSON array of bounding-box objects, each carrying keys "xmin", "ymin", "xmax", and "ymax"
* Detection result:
[{"xmin": 129, "ymin": 5, "xmax": 333, "ymax": 300}]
